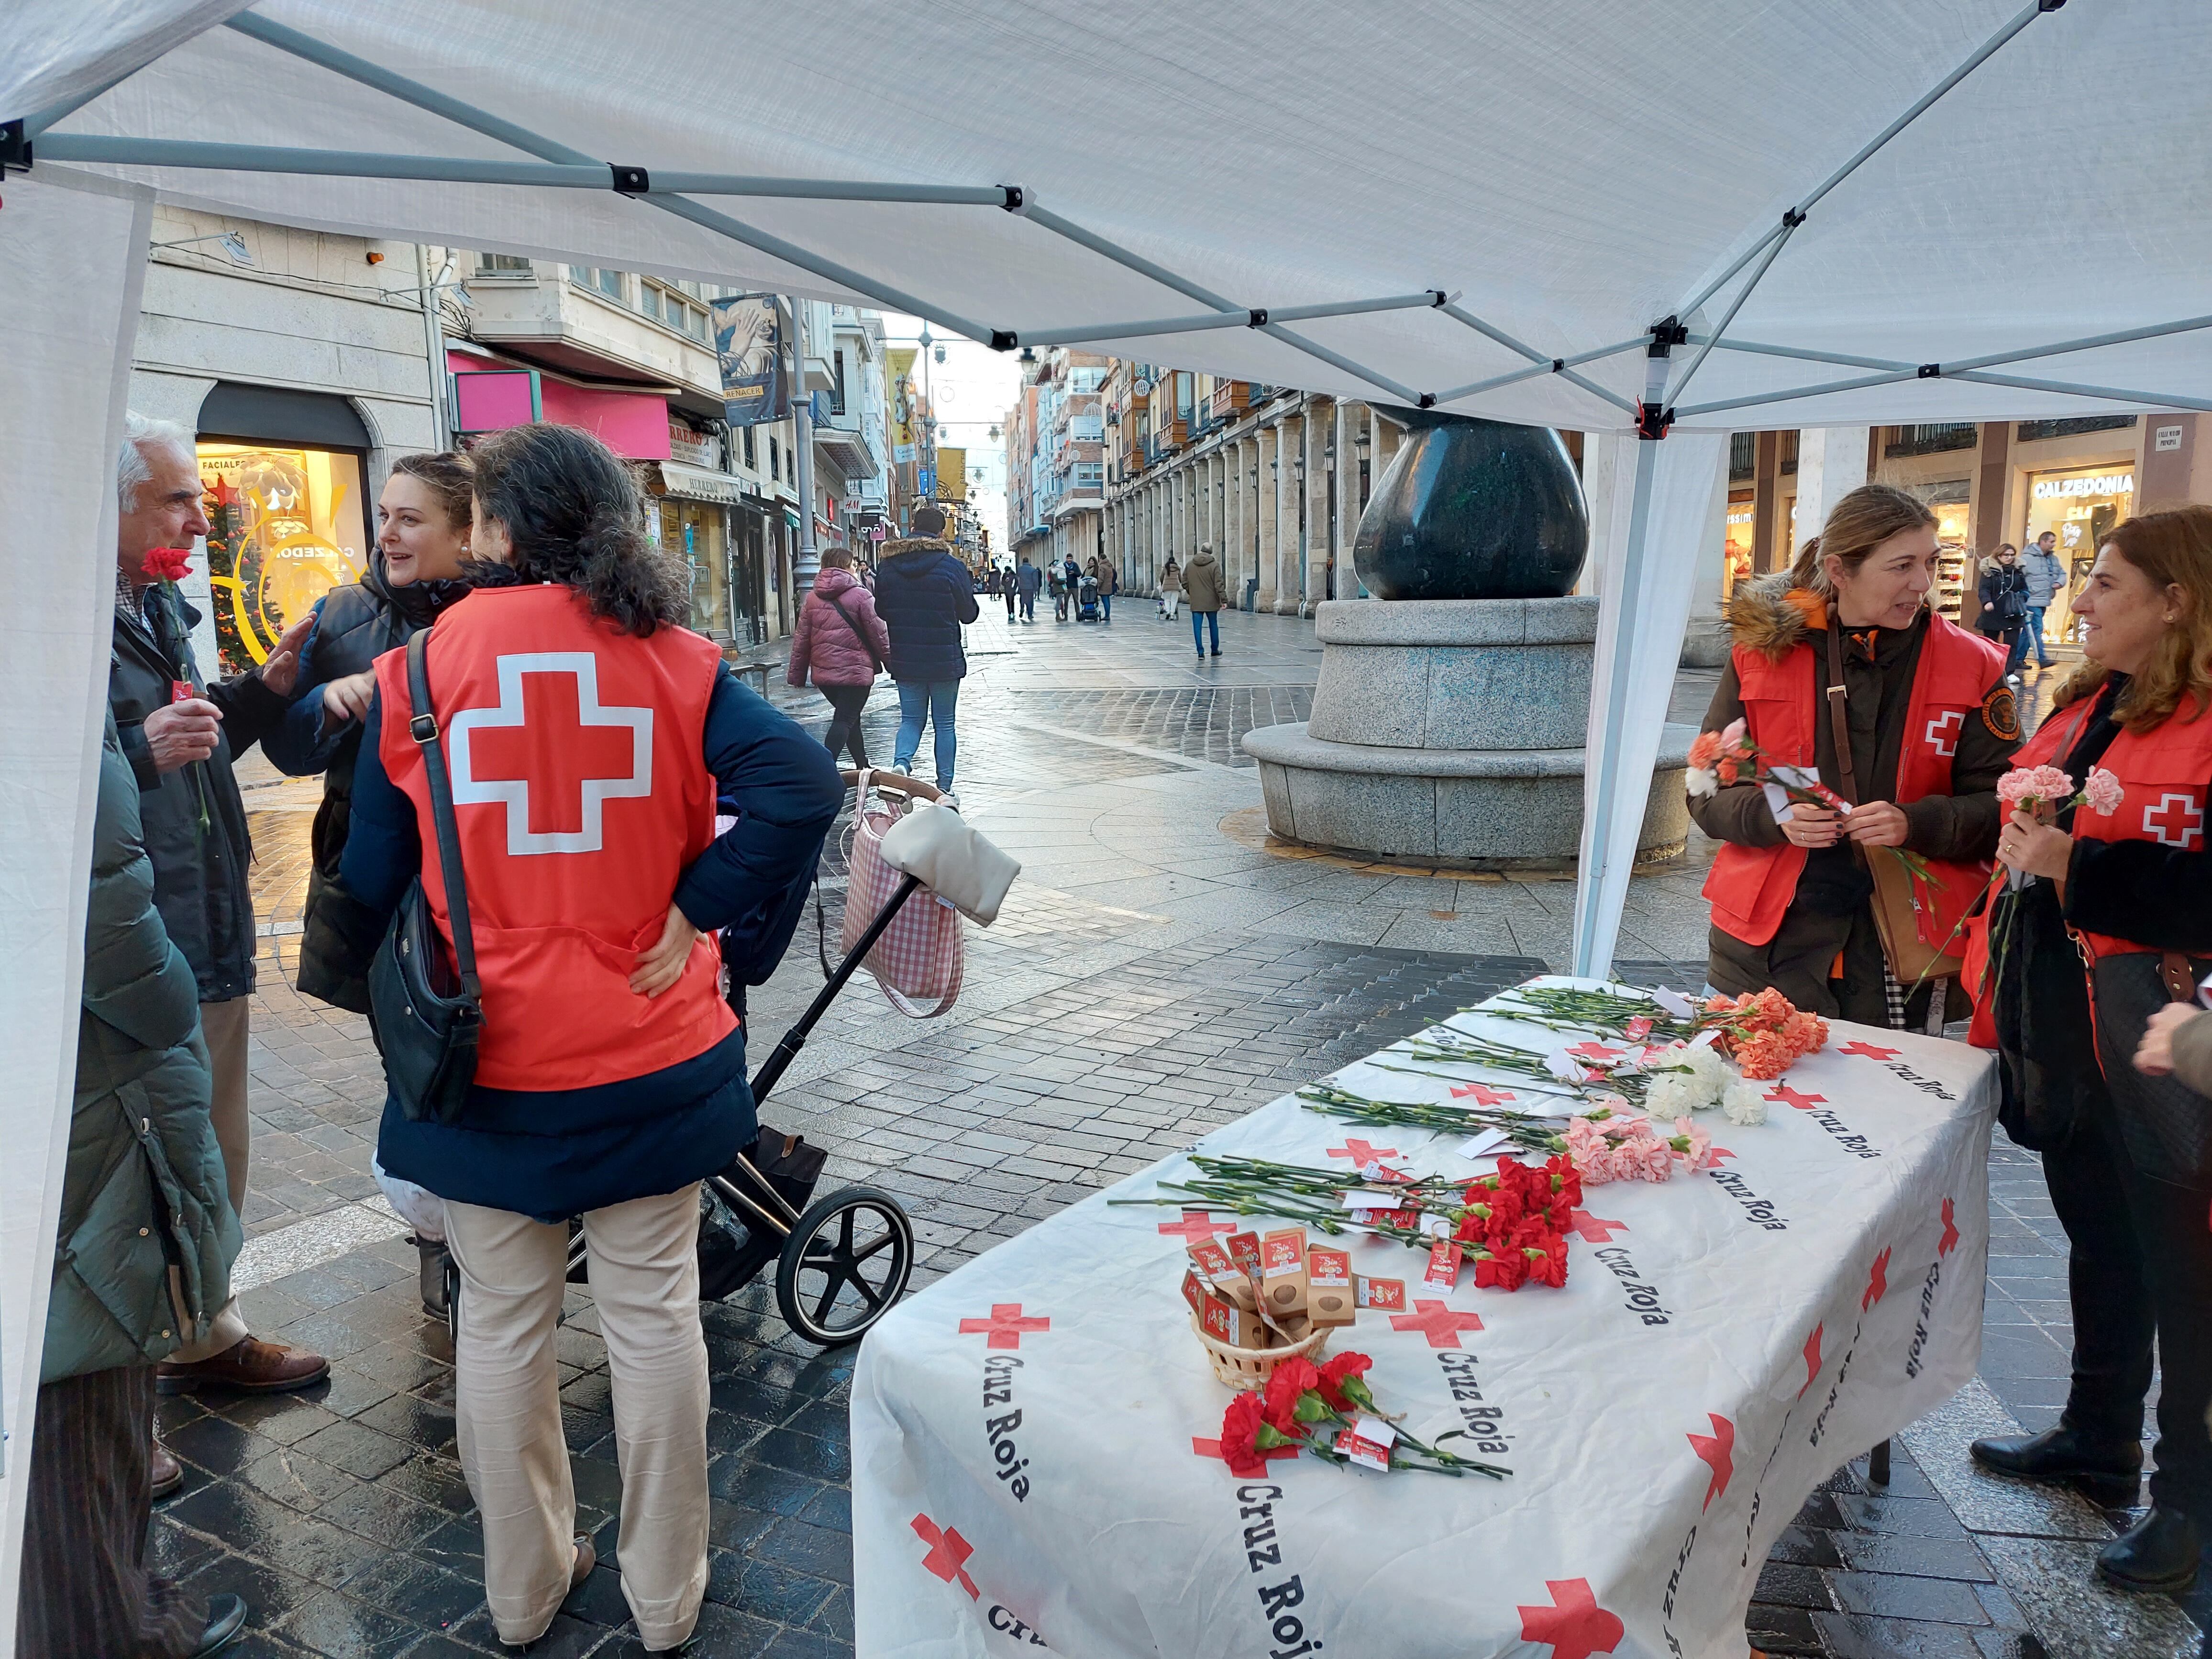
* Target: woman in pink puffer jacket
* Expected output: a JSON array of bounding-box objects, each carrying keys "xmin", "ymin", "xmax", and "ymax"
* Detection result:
[{"xmin": 787, "ymin": 546, "xmax": 892, "ymax": 766}]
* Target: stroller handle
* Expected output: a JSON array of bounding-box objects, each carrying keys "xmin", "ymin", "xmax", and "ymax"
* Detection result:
[{"xmin": 844, "ymin": 769, "xmax": 945, "ymax": 804}]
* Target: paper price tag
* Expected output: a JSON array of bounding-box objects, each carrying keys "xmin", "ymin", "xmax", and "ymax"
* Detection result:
[
  {"xmin": 1334, "ymin": 1416, "xmax": 1397, "ymax": 1472},
  {"xmin": 1650, "ymin": 986, "xmax": 1697, "ymax": 1019},
  {"xmin": 1339, "ymin": 1189, "xmax": 1405, "ymax": 1211},
  {"xmin": 170, "ymin": 679, "xmax": 196, "ymax": 704},
  {"xmin": 1543, "ymin": 1048, "xmax": 1586, "ymax": 1082},
  {"xmin": 1423, "ymin": 1239, "xmax": 1462, "ymax": 1288},
  {"xmin": 1688, "ymin": 1029, "xmax": 1721, "ymax": 1050},
  {"xmin": 1459, "ymin": 1128, "xmax": 1510, "ymax": 1159}
]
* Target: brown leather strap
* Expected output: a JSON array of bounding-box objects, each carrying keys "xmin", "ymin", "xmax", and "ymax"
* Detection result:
[
  {"xmin": 1823, "ymin": 625, "xmax": 1860, "ymax": 807},
  {"xmin": 2162, "ymin": 951, "xmax": 2198, "ymax": 1003}
]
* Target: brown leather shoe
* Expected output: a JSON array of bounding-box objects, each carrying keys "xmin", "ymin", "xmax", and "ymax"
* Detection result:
[
  {"xmin": 568, "ymin": 1534, "xmax": 596, "ymax": 1592},
  {"xmin": 156, "ymin": 1336, "xmax": 329, "ymax": 1396},
  {"xmin": 150, "ymin": 1439, "xmax": 185, "ymax": 1501}
]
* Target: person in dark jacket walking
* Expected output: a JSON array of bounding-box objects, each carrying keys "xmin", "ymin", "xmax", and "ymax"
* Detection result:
[
  {"xmin": 341, "ymin": 424, "xmax": 841, "ymax": 1652},
  {"xmin": 874, "ymin": 503, "xmax": 981, "ymax": 797},
  {"xmin": 1979, "ymin": 543, "xmax": 2031, "ymax": 683},
  {"xmin": 1016, "ymin": 556, "xmax": 1041, "ymax": 621},
  {"xmin": 108, "ymin": 415, "xmax": 329, "ymax": 1404},
  {"xmin": 786, "ymin": 546, "xmax": 891, "ymax": 766},
  {"xmin": 1002, "ymin": 564, "xmax": 1018, "ymax": 621},
  {"xmin": 263, "ymin": 453, "xmax": 478, "ymax": 1016},
  {"xmin": 18, "ymin": 714, "xmax": 247, "ymax": 1659}
]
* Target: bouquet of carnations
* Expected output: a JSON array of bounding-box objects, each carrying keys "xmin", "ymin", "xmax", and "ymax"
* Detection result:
[
  {"xmin": 1996, "ymin": 763, "xmax": 2124, "ymax": 890},
  {"xmin": 1700, "ymin": 987, "xmax": 1830, "ymax": 1080},
  {"xmin": 1564, "ymin": 1112, "xmax": 1717, "ymax": 1185},
  {"xmin": 1216, "ymin": 1350, "xmax": 1509, "ymax": 1479}
]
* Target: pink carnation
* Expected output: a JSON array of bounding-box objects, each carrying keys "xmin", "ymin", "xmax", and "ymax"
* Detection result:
[
  {"xmin": 1625, "ymin": 1135, "xmax": 1676, "ymax": 1183},
  {"xmin": 2082, "ymin": 767, "xmax": 2124, "ymax": 818},
  {"xmin": 1671, "ymin": 1117, "xmax": 1715, "ymax": 1172},
  {"xmin": 1997, "ymin": 765, "xmax": 2073, "ymax": 808}
]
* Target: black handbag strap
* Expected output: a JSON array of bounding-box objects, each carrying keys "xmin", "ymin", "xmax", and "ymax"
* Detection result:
[
  {"xmin": 822, "ymin": 591, "xmax": 884, "ymax": 676},
  {"xmin": 403, "ymin": 629, "xmax": 481, "ymax": 999}
]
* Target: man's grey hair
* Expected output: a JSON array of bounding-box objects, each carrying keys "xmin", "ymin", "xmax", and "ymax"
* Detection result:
[{"xmin": 118, "ymin": 412, "xmax": 197, "ymax": 510}]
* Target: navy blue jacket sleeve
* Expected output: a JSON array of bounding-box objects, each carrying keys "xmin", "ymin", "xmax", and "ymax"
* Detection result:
[
  {"xmin": 675, "ymin": 665, "xmax": 843, "ymax": 980},
  {"xmin": 338, "ymin": 690, "xmax": 422, "ymax": 924},
  {"xmin": 261, "ymin": 599, "xmax": 350, "ymax": 776}
]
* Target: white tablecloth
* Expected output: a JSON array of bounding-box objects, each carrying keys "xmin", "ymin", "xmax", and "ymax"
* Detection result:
[{"xmin": 852, "ymin": 978, "xmax": 1997, "ymax": 1659}]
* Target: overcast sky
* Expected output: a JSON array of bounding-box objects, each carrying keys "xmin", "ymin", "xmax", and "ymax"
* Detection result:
[{"xmin": 884, "ymin": 314, "xmax": 1023, "ymax": 557}]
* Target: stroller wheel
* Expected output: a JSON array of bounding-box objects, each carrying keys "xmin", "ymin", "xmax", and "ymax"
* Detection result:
[
  {"xmin": 774, "ymin": 1186, "xmax": 914, "ymax": 1347},
  {"xmin": 442, "ymin": 1255, "xmax": 461, "ymax": 1349}
]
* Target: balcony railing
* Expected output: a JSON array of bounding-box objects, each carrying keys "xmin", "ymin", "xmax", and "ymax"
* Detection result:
[{"xmin": 1883, "ymin": 423, "xmax": 1979, "ymax": 458}]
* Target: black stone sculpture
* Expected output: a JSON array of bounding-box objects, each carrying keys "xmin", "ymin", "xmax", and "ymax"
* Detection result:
[{"xmin": 1351, "ymin": 411, "xmax": 1589, "ymax": 599}]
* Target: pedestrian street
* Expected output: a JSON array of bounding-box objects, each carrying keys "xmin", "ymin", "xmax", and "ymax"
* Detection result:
[{"xmin": 172, "ymin": 606, "xmax": 2198, "ymax": 1659}]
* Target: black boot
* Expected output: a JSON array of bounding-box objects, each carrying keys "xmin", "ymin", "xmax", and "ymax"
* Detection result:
[
  {"xmin": 2097, "ymin": 1505, "xmax": 2203, "ymax": 1592},
  {"xmin": 415, "ymin": 1235, "xmax": 451, "ymax": 1319},
  {"xmin": 1969, "ymin": 1424, "xmax": 2142, "ymax": 1507}
]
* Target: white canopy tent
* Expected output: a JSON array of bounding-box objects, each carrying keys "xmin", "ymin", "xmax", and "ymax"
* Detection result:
[{"xmin": 5, "ymin": 0, "xmax": 2207, "ymax": 1635}]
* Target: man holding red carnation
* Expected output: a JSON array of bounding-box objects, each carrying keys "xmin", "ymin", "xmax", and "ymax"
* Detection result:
[{"xmin": 106, "ymin": 414, "xmax": 328, "ymax": 1410}]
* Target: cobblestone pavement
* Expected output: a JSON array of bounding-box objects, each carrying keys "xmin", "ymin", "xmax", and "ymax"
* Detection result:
[{"xmin": 176, "ymin": 616, "xmax": 2199, "ymax": 1658}]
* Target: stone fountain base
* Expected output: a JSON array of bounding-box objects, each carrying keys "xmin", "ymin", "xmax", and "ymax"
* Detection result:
[{"xmin": 1240, "ymin": 597, "xmax": 1693, "ymax": 871}]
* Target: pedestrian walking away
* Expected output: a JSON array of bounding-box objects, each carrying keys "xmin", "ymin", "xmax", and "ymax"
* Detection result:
[
  {"xmin": 340, "ymin": 422, "xmax": 843, "ymax": 1652},
  {"xmin": 1003, "ymin": 563, "xmax": 1018, "ymax": 621},
  {"xmin": 1183, "ymin": 542, "xmax": 1227, "ymax": 660},
  {"xmin": 1973, "ymin": 505, "xmax": 2212, "ymax": 1595},
  {"xmin": 787, "ymin": 544, "xmax": 892, "ymax": 768},
  {"xmin": 1979, "ymin": 542, "xmax": 2031, "ymax": 683},
  {"xmin": 2020, "ymin": 529, "xmax": 2067, "ymax": 670},
  {"xmin": 874, "ymin": 502, "xmax": 981, "ymax": 797},
  {"xmin": 1159, "ymin": 555, "xmax": 1182, "ymax": 621},
  {"xmin": 17, "ymin": 711, "xmax": 247, "ymax": 1659},
  {"xmin": 1093, "ymin": 554, "xmax": 1118, "ymax": 622},
  {"xmin": 1016, "ymin": 556, "xmax": 1041, "ymax": 622},
  {"xmin": 107, "ymin": 414, "xmax": 331, "ymax": 1405}
]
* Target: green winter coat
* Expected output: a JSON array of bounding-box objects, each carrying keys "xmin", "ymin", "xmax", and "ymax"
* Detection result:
[{"xmin": 42, "ymin": 715, "xmax": 240, "ymax": 1383}]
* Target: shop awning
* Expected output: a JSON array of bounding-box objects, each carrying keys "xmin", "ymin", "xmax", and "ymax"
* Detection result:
[{"xmin": 647, "ymin": 460, "xmax": 747, "ymax": 505}]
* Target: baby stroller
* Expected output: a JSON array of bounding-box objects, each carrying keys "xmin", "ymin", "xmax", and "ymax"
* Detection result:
[
  {"xmin": 1076, "ymin": 575, "xmax": 1101, "ymax": 623},
  {"xmin": 435, "ymin": 774, "xmax": 1019, "ymax": 1351}
]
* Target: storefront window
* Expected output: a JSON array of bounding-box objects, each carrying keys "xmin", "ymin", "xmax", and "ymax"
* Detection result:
[
  {"xmin": 660, "ymin": 498, "xmax": 730, "ymax": 641},
  {"xmin": 2025, "ymin": 465, "xmax": 2134, "ymax": 642},
  {"xmin": 1722, "ymin": 490, "xmax": 1753, "ymax": 600},
  {"xmin": 198, "ymin": 443, "xmax": 367, "ymax": 675}
]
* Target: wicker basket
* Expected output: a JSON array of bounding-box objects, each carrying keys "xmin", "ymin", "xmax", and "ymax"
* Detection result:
[{"xmin": 1189, "ymin": 1308, "xmax": 1333, "ymax": 1391}]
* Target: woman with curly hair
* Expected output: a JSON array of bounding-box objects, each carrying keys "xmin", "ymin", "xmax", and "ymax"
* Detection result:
[
  {"xmin": 338, "ymin": 423, "xmax": 843, "ymax": 1651},
  {"xmin": 1970, "ymin": 506, "xmax": 2212, "ymax": 1595}
]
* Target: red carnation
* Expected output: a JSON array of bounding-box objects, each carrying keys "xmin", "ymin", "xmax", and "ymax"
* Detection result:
[
  {"xmin": 1219, "ymin": 1391, "xmax": 1267, "ymax": 1471},
  {"xmin": 1262, "ymin": 1356, "xmax": 1321, "ymax": 1433},
  {"xmin": 1475, "ymin": 1250, "xmax": 1529, "ymax": 1291},
  {"xmin": 1315, "ymin": 1351, "xmax": 1374, "ymax": 1414},
  {"xmin": 1529, "ymin": 1235, "xmax": 1569, "ymax": 1288},
  {"xmin": 140, "ymin": 546, "xmax": 193, "ymax": 584}
]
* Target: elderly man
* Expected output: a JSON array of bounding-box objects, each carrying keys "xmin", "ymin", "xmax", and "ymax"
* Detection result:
[{"xmin": 108, "ymin": 415, "xmax": 328, "ymax": 1421}]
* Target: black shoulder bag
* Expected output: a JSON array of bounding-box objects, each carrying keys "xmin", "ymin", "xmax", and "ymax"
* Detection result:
[
  {"xmin": 822, "ymin": 592, "xmax": 885, "ymax": 677},
  {"xmin": 367, "ymin": 629, "xmax": 484, "ymax": 1123}
]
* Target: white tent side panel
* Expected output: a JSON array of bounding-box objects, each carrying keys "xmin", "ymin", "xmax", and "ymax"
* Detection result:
[{"xmin": 0, "ymin": 170, "xmax": 156, "ymax": 1655}]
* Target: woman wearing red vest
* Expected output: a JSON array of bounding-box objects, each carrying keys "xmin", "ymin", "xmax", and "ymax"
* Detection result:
[
  {"xmin": 1968, "ymin": 507, "xmax": 2212, "ymax": 1593},
  {"xmin": 339, "ymin": 425, "xmax": 843, "ymax": 1650},
  {"xmin": 1692, "ymin": 484, "xmax": 2016, "ymax": 1026}
]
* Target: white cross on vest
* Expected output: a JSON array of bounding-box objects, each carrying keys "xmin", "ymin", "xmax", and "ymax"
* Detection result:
[
  {"xmin": 446, "ymin": 652, "xmax": 654, "ymax": 855},
  {"xmin": 1924, "ymin": 709, "xmax": 1963, "ymax": 759},
  {"xmin": 2143, "ymin": 791, "xmax": 2205, "ymax": 849}
]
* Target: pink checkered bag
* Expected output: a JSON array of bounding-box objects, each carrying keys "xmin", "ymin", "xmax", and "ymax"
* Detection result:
[{"xmin": 840, "ymin": 772, "xmax": 963, "ymax": 1016}]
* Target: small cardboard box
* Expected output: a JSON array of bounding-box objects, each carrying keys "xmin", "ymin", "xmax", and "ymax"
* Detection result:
[
  {"xmin": 1258, "ymin": 1227, "xmax": 1309, "ymax": 1318},
  {"xmin": 1187, "ymin": 1238, "xmax": 1258, "ymax": 1312},
  {"xmin": 1355, "ymin": 1275, "xmax": 1407, "ymax": 1312},
  {"xmin": 1305, "ymin": 1245, "xmax": 1356, "ymax": 1327},
  {"xmin": 1196, "ymin": 1285, "xmax": 1267, "ymax": 1350}
]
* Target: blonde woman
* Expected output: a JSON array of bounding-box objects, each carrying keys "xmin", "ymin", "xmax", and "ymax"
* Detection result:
[
  {"xmin": 1691, "ymin": 483, "xmax": 2016, "ymax": 1026},
  {"xmin": 1972, "ymin": 507, "xmax": 2212, "ymax": 1594}
]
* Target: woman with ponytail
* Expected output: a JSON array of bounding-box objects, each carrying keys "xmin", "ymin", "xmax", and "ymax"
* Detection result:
[
  {"xmin": 1969, "ymin": 508, "xmax": 2212, "ymax": 1594},
  {"xmin": 336, "ymin": 423, "xmax": 843, "ymax": 1651},
  {"xmin": 1690, "ymin": 483, "xmax": 2017, "ymax": 1026}
]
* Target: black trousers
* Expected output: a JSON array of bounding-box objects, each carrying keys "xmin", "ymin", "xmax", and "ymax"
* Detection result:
[
  {"xmin": 818, "ymin": 683, "xmax": 872, "ymax": 769},
  {"xmin": 16, "ymin": 1365, "xmax": 203, "ymax": 1658},
  {"xmin": 2044, "ymin": 1100, "xmax": 2212, "ymax": 1515}
]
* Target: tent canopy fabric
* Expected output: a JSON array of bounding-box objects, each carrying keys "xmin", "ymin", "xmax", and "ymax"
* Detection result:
[
  {"xmin": 11, "ymin": 0, "xmax": 2212, "ymax": 433},
  {"xmin": 2, "ymin": 5, "xmax": 2206, "ymax": 1638}
]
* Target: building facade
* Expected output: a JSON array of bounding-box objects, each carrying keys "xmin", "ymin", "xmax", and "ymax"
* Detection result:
[{"xmin": 1002, "ymin": 348, "xmax": 1107, "ymax": 571}]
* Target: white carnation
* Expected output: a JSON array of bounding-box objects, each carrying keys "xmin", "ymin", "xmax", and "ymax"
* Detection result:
[
  {"xmin": 1686, "ymin": 766, "xmax": 1719, "ymax": 799},
  {"xmin": 1722, "ymin": 1079, "xmax": 1769, "ymax": 1126},
  {"xmin": 1643, "ymin": 1071, "xmax": 1704, "ymax": 1118},
  {"xmin": 1679, "ymin": 1044, "xmax": 1731, "ymax": 1100}
]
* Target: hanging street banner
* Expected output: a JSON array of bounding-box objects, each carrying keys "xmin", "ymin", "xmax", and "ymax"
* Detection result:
[
  {"xmin": 888, "ymin": 347, "xmax": 918, "ymax": 464},
  {"xmin": 935, "ymin": 445, "xmax": 966, "ymax": 502},
  {"xmin": 709, "ymin": 293, "xmax": 789, "ymax": 427}
]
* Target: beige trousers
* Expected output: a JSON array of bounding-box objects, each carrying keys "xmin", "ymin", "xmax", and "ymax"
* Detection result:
[
  {"xmin": 443, "ymin": 1186, "xmax": 710, "ymax": 1650},
  {"xmin": 171, "ymin": 997, "xmax": 250, "ymax": 1361}
]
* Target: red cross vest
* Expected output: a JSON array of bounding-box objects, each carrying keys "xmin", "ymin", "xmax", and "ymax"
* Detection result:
[
  {"xmin": 374, "ymin": 584, "xmax": 735, "ymax": 1091},
  {"xmin": 1702, "ymin": 612, "xmax": 2004, "ymax": 948}
]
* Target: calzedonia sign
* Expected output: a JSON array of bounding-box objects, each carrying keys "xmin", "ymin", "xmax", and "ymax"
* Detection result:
[{"xmin": 2033, "ymin": 472, "xmax": 2133, "ymax": 500}]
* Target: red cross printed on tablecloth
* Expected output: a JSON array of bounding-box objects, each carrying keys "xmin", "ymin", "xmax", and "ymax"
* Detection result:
[
  {"xmin": 1939, "ymin": 1197, "xmax": 1960, "ymax": 1257},
  {"xmin": 1325, "ymin": 1138, "xmax": 1399, "ymax": 1163},
  {"xmin": 1862, "ymin": 1248, "xmax": 1891, "ymax": 1311},
  {"xmin": 1765, "ymin": 1084, "xmax": 1827, "ymax": 1111},
  {"xmin": 453, "ymin": 654, "xmax": 652, "ymax": 854},
  {"xmin": 1566, "ymin": 1040, "xmax": 1626, "ymax": 1063},
  {"xmin": 1569, "ymin": 1210, "xmax": 1627, "ymax": 1243},
  {"xmin": 1451, "ymin": 1082, "xmax": 1517, "ymax": 1106},
  {"xmin": 957, "ymin": 1304, "xmax": 1050, "ymax": 1350},
  {"xmin": 1389, "ymin": 1299, "xmax": 1486, "ymax": 1349},
  {"xmin": 1192, "ymin": 1436, "xmax": 1299, "ymax": 1480},
  {"xmin": 911, "ymin": 1514, "xmax": 980, "ymax": 1599},
  {"xmin": 2144, "ymin": 791, "xmax": 2205, "ymax": 848},
  {"xmin": 1705, "ymin": 1144, "xmax": 1736, "ymax": 1162},
  {"xmin": 1686, "ymin": 1412, "xmax": 1736, "ymax": 1510},
  {"xmin": 1925, "ymin": 708, "xmax": 1964, "ymax": 759},
  {"xmin": 1800, "ymin": 1324, "xmax": 1824, "ymax": 1397},
  {"xmin": 1838, "ymin": 1040, "xmax": 1901, "ymax": 1061},
  {"xmin": 1156, "ymin": 1211, "xmax": 1236, "ymax": 1242},
  {"xmin": 1517, "ymin": 1578, "xmax": 1626, "ymax": 1659}
]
